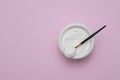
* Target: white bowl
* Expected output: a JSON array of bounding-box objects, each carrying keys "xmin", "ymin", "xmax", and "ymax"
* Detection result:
[{"xmin": 58, "ymin": 23, "xmax": 94, "ymax": 59}]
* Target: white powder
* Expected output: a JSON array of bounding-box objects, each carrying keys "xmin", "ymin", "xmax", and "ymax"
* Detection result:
[
  {"xmin": 64, "ymin": 46, "xmax": 76, "ymax": 58},
  {"xmin": 62, "ymin": 28, "xmax": 91, "ymax": 59}
]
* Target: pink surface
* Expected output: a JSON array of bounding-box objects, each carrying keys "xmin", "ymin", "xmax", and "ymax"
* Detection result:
[{"xmin": 0, "ymin": 0, "xmax": 120, "ymax": 80}]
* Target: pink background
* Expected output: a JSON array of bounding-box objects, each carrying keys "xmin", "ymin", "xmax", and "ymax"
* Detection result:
[{"xmin": 0, "ymin": 0, "xmax": 120, "ymax": 80}]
